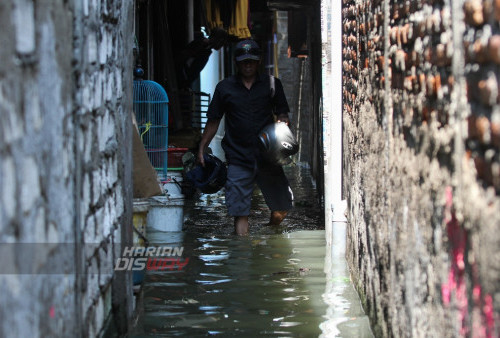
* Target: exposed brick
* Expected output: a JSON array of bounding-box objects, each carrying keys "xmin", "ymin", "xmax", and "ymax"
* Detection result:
[
  {"xmin": 377, "ymin": 55, "xmax": 385, "ymax": 70},
  {"xmin": 414, "ymin": 21, "xmax": 426, "ymax": 38},
  {"xmin": 410, "ymin": 50, "xmax": 420, "ymax": 68},
  {"xmin": 390, "ymin": 27, "xmax": 399, "ymax": 44},
  {"xmin": 474, "ymin": 155, "xmax": 493, "ymax": 185},
  {"xmin": 348, "ymin": 35, "xmax": 357, "ymax": 47},
  {"xmin": 483, "ymin": 0, "xmax": 494, "ymax": 22},
  {"xmin": 447, "ymin": 75, "xmax": 454, "ymax": 88},
  {"xmin": 394, "ymin": 50, "xmax": 406, "ymax": 71},
  {"xmin": 391, "ymin": 3, "xmax": 400, "ymax": 20},
  {"xmin": 343, "ymin": 5, "xmax": 356, "ymax": 18},
  {"xmin": 424, "ymin": 46, "xmax": 452, "ymax": 67},
  {"xmin": 359, "ymin": 23, "xmax": 366, "ymax": 35},
  {"xmin": 468, "ymin": 115, "xmax": 491, "ymax": 143},
  {"xmin": 435, "ymin": 44, "xmax": 451, "ymax": 67},
  {"xmin": 435, "ymin": 73, "xmax": 442, "ymax": 97},
  {"xmin": 419, "ymin": 73, "xmax": 426, "ymax": 92},
  {"xmin": 392, "ymin": 71, "xmax": 405, "ymax": 90},
  {"xmin": 400, "ymin": 24, "xmax": 410, "ymax": 45},
  {"xmin": 351, "ymin": 50, "xmax": 357, "ymax": 62},
  {"xmin": 342, "ymin": 48, "xmax": 349, "ymax": 59},
  {"xmin": 464, "ymin": 0, "xmax": 485, "ymax": 26},
  {"xmin": 492, "ymin": 122, "xmax": 500, "ymax": 147},
  {"xmin": 422, "ymin": 105, "xmax": 430, "ymax": 122},
  {"xmin": 471, "ymin": 39, "xmax": 489, "ymax": 63},
  {"xmin": 477, "ymin": 76, "xmax": 498, "ymax": 106},
  {"xmin": 404, "ymin": 75, "xmax": 415, "ymax": 91},
  {"xmin": 426, "ymin": 74, "xmax": 437, "ymax": 97},
  {"xmin": 488, "ymin": 35, "xmax": 500, "ymax": 64},
  {"xmin": 495, "ymin": 0, "xmax": 500, "ymax": 21},
  {"xmin": 344, "ymin": 20, "xmax": 357, "ymax": 32}
]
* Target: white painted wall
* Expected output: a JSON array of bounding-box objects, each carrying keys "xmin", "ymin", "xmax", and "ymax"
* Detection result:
[
  {"xmin": 200, "ymin": 48, "xmax": 226, "ymax": 161},
  {"xmin": 321, "ymin": 0, "xmax": 346, "ymax": 246}
]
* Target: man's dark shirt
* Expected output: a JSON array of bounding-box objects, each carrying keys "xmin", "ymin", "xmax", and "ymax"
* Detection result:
[{"xmin": 207, "ymin": 73, "xmax": 290, "ymax": 168}]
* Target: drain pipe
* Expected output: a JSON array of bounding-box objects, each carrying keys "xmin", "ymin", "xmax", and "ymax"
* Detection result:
[{"xmin": 321, "ymin": 0, "xmax": 346, "ymax": 247}]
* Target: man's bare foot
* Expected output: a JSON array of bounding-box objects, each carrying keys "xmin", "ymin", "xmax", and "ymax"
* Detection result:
[
  {"xmin": 234, "ymin": 216, "xmax": 249, "ymax": 235},
  {"xmin": 268, "ymin": 211, "xmax": 288, "ymax": 226}
]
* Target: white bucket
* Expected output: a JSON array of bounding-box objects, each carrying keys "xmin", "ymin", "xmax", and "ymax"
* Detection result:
[
  {"xmin": 163, "ymin": 172, "xmax": 183, "ymax": 198},
  {"xmin": 147, "ymin": 195, "xmax": 184, "ymax": 232}
]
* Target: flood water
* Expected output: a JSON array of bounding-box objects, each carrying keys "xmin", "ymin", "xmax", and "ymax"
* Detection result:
[{"xmin": 130, "ymin": 165, "xmax": 373, "ymax": 337}]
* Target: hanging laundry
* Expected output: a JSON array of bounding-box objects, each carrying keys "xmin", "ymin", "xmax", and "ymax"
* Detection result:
[
  {"xmin": 229, "ymin": 0, "xmax": 251, "ymax": 39},
  {"xmin": 219, "ymin": 0, "xmax": 237, "ymax": 30},
  {"xmin": 205, "ymin": 0, "xmax": 223, "ymax": 29},
  {"xmin": 205, "ymin": 0, "xmax": 250, "ymax": 39}
]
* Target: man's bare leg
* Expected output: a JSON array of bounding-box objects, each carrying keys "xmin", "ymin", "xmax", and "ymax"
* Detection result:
[
  {"xmin": 234, "ymin": 216, "xmax": 249, "ymax": 235},
  {"xmin": 269, "ymin": 211, "xmax": 288, "ymax": 226}
]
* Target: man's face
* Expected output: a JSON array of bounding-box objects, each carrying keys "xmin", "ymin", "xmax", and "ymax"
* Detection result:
[{"xmin": 237, "ymin": 59, "xmax": 259, "ymax": 78}]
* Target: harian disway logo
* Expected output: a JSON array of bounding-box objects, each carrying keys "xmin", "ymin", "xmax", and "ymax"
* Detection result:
[{"xmin": 114, "ymin": 246, "xmax": 189, "ymax": 271}]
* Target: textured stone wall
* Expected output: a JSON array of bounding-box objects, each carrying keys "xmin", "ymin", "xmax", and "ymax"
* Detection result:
[
  {"xmin": 342, "ymin": 0, "xmax": 499, "ymax": 336},
  {"xmin": 0, "ymin": 0, "xmax": 134, "ymax": 336}
]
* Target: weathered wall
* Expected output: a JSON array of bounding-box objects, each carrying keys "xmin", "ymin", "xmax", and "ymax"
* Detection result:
[
  {"xmin": 0, "ymin": 0, "xmax": 134, "ymax": 336},
  {"xmin": 342, "ymin": 0, "xmax": 499, "ymax": 336}
]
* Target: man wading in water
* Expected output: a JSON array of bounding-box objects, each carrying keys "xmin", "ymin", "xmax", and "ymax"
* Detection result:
[{"xmin": 197, "ymin": 39, "xmax": 293, "ymax": 235}]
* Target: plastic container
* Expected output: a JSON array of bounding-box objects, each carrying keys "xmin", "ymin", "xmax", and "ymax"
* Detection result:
[
  {"xmin": 167, "ymin": 147, "xmax": 189, "ymax": 170},
  {"xmin": 163, "ymin": 172, "xmax": 183, "ymax": 198},
  {"xmin": 147, "ymin": 196, "xmax": 184, "ymax": 232}
]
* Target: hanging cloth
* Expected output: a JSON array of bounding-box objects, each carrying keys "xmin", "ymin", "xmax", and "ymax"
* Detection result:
[
  {"xmin": 205, "ymin": 0, "xmax": 223, "ymax": 29},
  {"xmin": 219, "ymin": 0, "xmax": 236, "ymax": 29},
  {"xmin": 229, "ymin": 0, "xmax": 251, "ymax": 39}
]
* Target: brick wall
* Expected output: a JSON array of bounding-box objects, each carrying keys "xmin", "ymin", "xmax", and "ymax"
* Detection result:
[
  {"xmin": 0, "ymin": 0, "xmax": 134, "ymax": 336},
  {"xmin": 342, "ymin": 0, "xmax": 499, "ymax": 336}
]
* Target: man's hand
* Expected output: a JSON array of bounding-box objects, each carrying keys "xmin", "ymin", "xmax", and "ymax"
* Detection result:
[
  {"xmin": 197, "ymin": 149, "xmax": 205, "ymax": 167},
  {"xmin": 277, "ymin": 113, "xmax": 290, "ymax": 125},
  {"xmin": 197, "ymin": 119, "xmax": 221, "ymax": 167}
]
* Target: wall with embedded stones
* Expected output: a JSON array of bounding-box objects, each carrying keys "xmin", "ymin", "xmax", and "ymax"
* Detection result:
[
  {"xmin": 342, "ymin": 0, "xmax": 499, "ymax": 336},
  {"xmin": 0, "ymin": 0, "xmax": 134, "ymax": 336}
]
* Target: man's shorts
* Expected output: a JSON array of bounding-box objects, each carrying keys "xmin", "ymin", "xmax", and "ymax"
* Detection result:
[{"xmin": 225, "ymin": 163, "xmax": 294, "ymax": 217}]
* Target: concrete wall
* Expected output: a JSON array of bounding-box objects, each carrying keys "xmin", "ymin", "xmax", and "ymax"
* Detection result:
[
  {"xmin": 0, "ymin": 0, "xmax": 134, "ymax": 336},
  {"xmin": 342, "ymin": 0, "xmax": 499, "ymax": 336}
]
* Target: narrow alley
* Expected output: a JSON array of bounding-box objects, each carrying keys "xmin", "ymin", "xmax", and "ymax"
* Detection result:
[{"xmin": 0, "ymin": 0, "xmax": 498, "ymax": 337}]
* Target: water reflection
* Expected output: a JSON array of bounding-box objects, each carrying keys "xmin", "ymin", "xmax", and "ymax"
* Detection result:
[{"xmin": 131, "ymin": 230, "xmax": 329, "ymax": 337}]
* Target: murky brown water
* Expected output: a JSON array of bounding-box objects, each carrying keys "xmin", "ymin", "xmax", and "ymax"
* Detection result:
[
  {"xmin": 131, "ymin": 230, "xmax": 328, "ymax": 337},
  {"xmin": 130, "ymin": 164, "xmax": 373, "ymax": 337}
]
